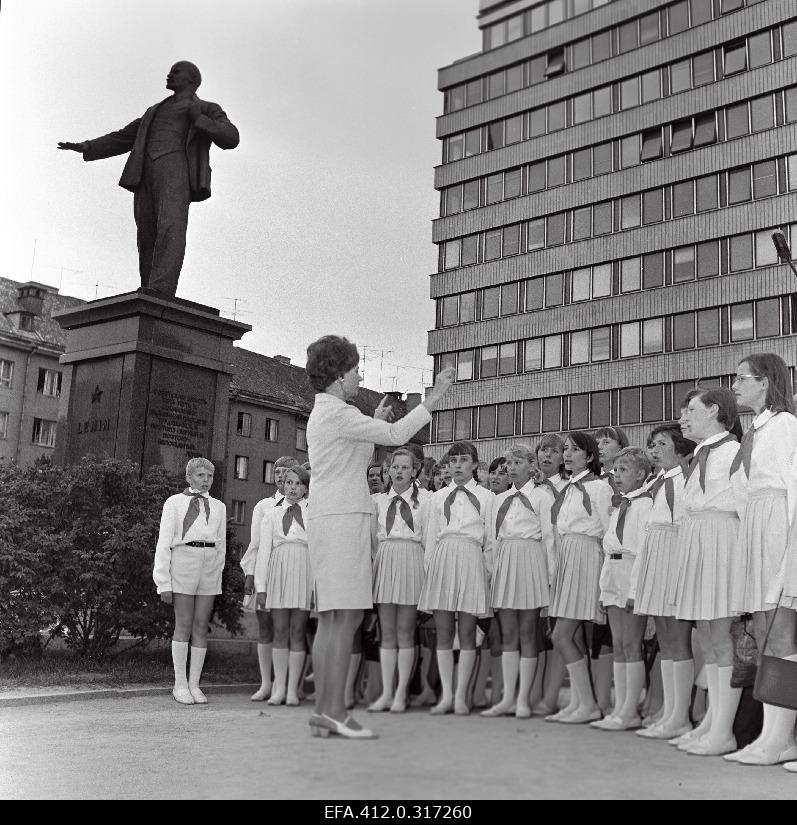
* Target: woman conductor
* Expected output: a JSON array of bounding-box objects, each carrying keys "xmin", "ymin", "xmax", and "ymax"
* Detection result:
[{"xmin": 304, "ymin": 335, "xmax": 454, "ymax": 739}]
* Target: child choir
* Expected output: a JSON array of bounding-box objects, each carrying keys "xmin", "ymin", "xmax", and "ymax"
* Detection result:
[{"xmin": 159, "ymin": 352, "xmax": 797, "ymax": 771}]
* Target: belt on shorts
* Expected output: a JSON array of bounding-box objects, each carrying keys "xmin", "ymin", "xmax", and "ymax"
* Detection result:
[
  {"xmin": 185, "ymin": 541, "xmax": 216, "ymax": 547},
  {"xmin": 609, "ymin": 553, "xmax": 623, "ymax": 560}
]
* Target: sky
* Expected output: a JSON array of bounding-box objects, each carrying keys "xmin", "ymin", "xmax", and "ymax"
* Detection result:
[{"xmin": 0, "ymin": 0, "xmax": 480, "ymax": 394}]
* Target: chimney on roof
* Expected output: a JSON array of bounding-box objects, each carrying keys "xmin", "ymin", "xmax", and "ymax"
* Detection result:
[
  {"xmin": 273, "ymin": 355, "xmax": 291, "ymax": 365},
  {"xmin": 406, "ymin": 392, "xmax": 422, "ymax": 411}
]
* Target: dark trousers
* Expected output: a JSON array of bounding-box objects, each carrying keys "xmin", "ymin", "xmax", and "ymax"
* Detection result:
[{"xmin": 133, "ymin": 152, "xmax": 191, "ymax": 297}]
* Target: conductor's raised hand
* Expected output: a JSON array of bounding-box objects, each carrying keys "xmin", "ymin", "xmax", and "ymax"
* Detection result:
[
  {"xmin": 244, "ymin": 574, "xmax": 255, "ymax": 596},
  {"xmin": 57, "ymin": 141, "xmax": 88, "ymax": 153},
  {"xmin": 422, "ymin": 366, "xmax": 456, "ymax": 412},
  {"xmin": 374, "ymin": 396, "xmax": 395, "ymax": 422}
]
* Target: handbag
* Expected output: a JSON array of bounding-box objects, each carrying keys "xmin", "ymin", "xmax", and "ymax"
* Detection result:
[{"xmin": 752, "ymin": 594, "xmax": 797, "ymax": 710}]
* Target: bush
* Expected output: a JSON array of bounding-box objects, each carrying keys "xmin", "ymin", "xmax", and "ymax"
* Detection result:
[{"xmin": 0, "ymin": 457, "xmax": 244, "ymax": 659}]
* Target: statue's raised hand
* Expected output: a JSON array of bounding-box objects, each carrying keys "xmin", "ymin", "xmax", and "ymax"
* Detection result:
[{"xmin": 58, "ymin": 141, "xmax": 88, "ymax": 153}]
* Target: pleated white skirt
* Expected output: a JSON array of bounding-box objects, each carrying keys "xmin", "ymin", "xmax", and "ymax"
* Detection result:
[
  {"xmin": 670, "ymin": 510, "xmax": 740, "ymax": 621},
  {"xmin": 633, "ymin": 523, "xmax": 679, "ymax": 617},
  {"xmin": 732, "ymin": 489, "xmax": 788, "ymax": 613},
  {"xmin": 372, "ymin": 539, "xmax": 425, "ymax": 605},
  {"xmin": 417, "ymin": 537, "xmax": 490, "ymax": 617},
  {"xmin": 491, "ymin": 538, "xmax": 549, "ymax": 610},
  {"xmin": 265, "ymin": 541, "xmax": 313, "ymax": 610},
  {"xmin": 549, "ymin": 533, "xmax": 605, "ymax": 623}
]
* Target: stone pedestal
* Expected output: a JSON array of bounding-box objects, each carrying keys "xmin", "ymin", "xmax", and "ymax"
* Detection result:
[{"xmin": 52, "ymin": 292, "xmax": 251, "ymax": 495}]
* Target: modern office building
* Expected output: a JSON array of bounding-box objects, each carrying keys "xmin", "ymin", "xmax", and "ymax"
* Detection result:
[{"xmin": 427, "ymin": 0, "xmax": 797, "ymax": 458}]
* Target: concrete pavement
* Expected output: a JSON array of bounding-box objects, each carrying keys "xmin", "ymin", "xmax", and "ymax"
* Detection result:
[{"xmin": 1, "ymin": 694, "xmax": 794, "ymax": 799}]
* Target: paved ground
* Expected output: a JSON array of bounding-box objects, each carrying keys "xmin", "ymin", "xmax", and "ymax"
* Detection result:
[{"xmin": 1, "ymin": 693, "xmax": 794, "ymax": 800}]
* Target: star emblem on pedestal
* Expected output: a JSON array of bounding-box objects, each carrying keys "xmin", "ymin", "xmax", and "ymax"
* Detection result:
[{"xmin": 91, "ymin": 385, "xmax": 103, "ymax": 404}]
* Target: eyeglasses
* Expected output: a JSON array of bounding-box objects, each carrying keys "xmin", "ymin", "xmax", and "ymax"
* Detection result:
[{"xmin": 732, "ymin": 374, "xmax": 762, "ymax": 384}]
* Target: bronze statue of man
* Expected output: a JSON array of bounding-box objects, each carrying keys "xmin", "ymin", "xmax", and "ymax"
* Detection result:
[{"xmin": 58, "ymin": 61, "xmax": 239, "ymax": 299}]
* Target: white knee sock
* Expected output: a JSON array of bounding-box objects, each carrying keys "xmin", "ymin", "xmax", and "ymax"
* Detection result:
[
  {"xmin": 378, "ymin": 647, "xmax": 398, "ymax": 702},
  {"xmin": 610, "ymin": 661, "xmax": 626, "ymax": 717},
  {"xmin": 495, "ymin": 651, "xmax": 520, "ymax": 709},
  {"xmin": 455, "ymin": 649, "xmax": 477, "ymax": 707},
  {"xmin": 517, "ymin": 657, "xmax": 538, "ymax": 712},
  {"xmin": 658, "ymin": 659, "xmax": 674, "ymax": 726},
  {"xmin": 694, "ymin": 663, "xmax": 717, "ymax": 736},
  {"xmin": 566, "ymin": 658, "xmax": 596, "ymax": 712},
  {"xmin": 270, "ymin": 648, "xmax": 289, "ymax": 698},
  {"xmin": 256, "ymin": 643, "xmax": 273, "ymax": 688},
  {"xmin": 395, "ymin": 647, "xmax": 415, "ymax": 703},
  {"xmin": 172, "ymin": 640, "xmax": 189, "ymax": 690},
  {"xmin": 706, "ymin": 665, "xmax": 740, "ymax": 745},
  {"xmin": 437, "ymin": 649, "xmax": 454, "ymax": 704},
  {"xmin": 287, "ymin": 651, "xmax": 306, "ymax": 701},
  {"xmin": 619, "ymin": 661, "xmax": 645, "ymax": 721},
  {"xmin": 669, "ymin": 659, "xmax": 695, "ymax": 729},
  {"xmin": 188, "ymin": 646, "xmax": 207, "ymax": 689}
]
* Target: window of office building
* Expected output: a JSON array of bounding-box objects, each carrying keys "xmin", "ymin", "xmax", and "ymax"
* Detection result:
[
  {"xmin": 621, "ymin": 258, "xmax": 641, "ymax": 292},
  {"xmin": 621, "ymin": 77, "xmax": 639, "ymax": 110},
  {"xmin": 642, "ymin": 385, "xmax": 664, "ymax": 423},
  {"xmin": 643, "ymin": 318, "xmax": 664, "ymax": 354},
  {"xmin": 620, "ymin": 322, "xmax": 640, "ymax": 358},
  {"xmin": 756, "ymin": 229, "xmax": 780, "ymax": 267},
  {"xmin": 572, "ymin": 207, "xmax": 592, "ymax": 240},
  {"xmin": 463, "ymin": 181, "xmax": 479, "ymax": 210},
  {"xmin": 548, "ymin": 100, "xmax": 566, "ymax": 132},
  {"xmin": 593, "ymin": 202, "xmax": 613, "ymax": 236},
  {"xmin": 692, "ymin": 0, "xmax": 713, "ymax": 24},
  {"xmin": 572, "ymin": 38, "xmax": 591, "ymax": 70},
  {"xmin": 462, "ymin": 235, "xmax": 478, "ymax": 265},
  {"xmin": 670, "ymin": 119, "xmax": 693, "ymax": 153},
  {"xmin": 544, "ymin": 335, "xmax": 562, "ymax": 369},
  {"xmin": 697, "ymin": 240, "xmax": 720, "ymax": 278},
  {"xmin": 641, "ymin": 128, "xmax": 663, "ymax": 162},
  {"xmin": 526, "ymin": 278, "xmax": 544, "ymax": 311},
  {"xmin": 571, "ymin": 330, "xmax": 590, "ymax": 364},
  {"xmin": 728, "ymin": 167, "xmax": 751, "ymax": 204},
  {"xmin": 723, "ymin": 40, "xmax": 747, "ymax": 76},
  {"xmin": 753, "ymin": 160, "xmax": 777, "ymax": 199},
  {"xmin": 573, "ymin": 92, "xmax": 591, "ymax": 124},
  {"xmin": 501, "ymin": 282, "xmax": 518, "ymax": 315},
  {"xmin": 569, "ymin": 393, "xmax": 590, "ymax": 430},
  {"xmin": 478, "ymin": 405, "xmax": 496, "ymax": 439},
  {"xmin": 673, "ymin": 246, "xmax": 696, "ymax": 283},
  {"xmin": 499, "ymin": 343, "xmax": 517, "ymax": 376},
  {"xmin": 482, "ymin": 287, "xmax": 500, "ymax": 319},
  {"xmin": 751, "ymin": 95, "xmax": 775, "ymax": 132},
  {"xmin": 591, "ymin": 391, "xmax": 611, "ymax": 426},
  {"xmin": 545, "ymin": 272, "xmax": 564, "ymax": 307},
  {"xmin": 784, "ymin": 20, "xmax": 797, "ymax": 58},
  {"xmin": 670, "ymin": 59, "xmax": 691, "ymax": 94},
  {"xmin": 480, "ymin": 346, "xmax": 498, "ymax": 379},
  {"xmin": 547, "ymin": 213, "xmax": 566, "ymax": 246},
  {"xmin": 621, "ymin": 135, "xmax": 640, "ymax": 168},
  {"xmin": 748, "ymin": 30, "xmax": 772, "ymax": 69},
  {"xmin": 455, "ymin": 408, "xmax": 472, "ymax": 440},
  {"xmin": 673, "ymin": 313, "xmax": 695, "ymax": 350},
  {"xmin": 592, "ymin": 30, "xmax": 612, "ymax": 62},
  {"xmin": 592, "ymin": 327, "xmax": 611, "ymax": 362},
  {"xmin": 542, "ymin": 397, "xmax": 561, "ymax": 433},
  {"xmin": 640, "ymin": 11, "xmax": 659, "ymax": 45},
  {"xmin": 726, "ymin": 102, "xmax": 750, "ymax": 139},
  {"xmin": 484, "ymin": 229, "xmax": 502, "ymax": 261},
  {"xmin": 548, "ymin": 155, "xmax": 566, "ymax": 187},
  {"xmin": 573, "ymin": 148, "xmax": 592, "ymax": 181},
  {"xmin": 619, "ymin": 388, "xmax": 641, "ymax": 425},
  {"xmin": 436, "ymin": 410, "xmax": 454, "ymax": 442},
  {"xmin": 621, "ymin": 195, "xmax": 641, "ymax": 229},
  {"xmin": 730, "ymin": 234, "xmax": 753, "ymax": 272},
  {"xmin": 756, "ymin": 298, "xmax": 781, "ymax": 338},
  {"xmin": 641, "ymin": 70, "xmax": 661, "ymax": 103},
  {"xmin": 697, "ymin": 308, "xmax": 720, "ymax": 347},
  {"xmin": 505, "ymin": 168, "xmax": 522, "ymax": 199},
  {"xmin": 497, "ymin": 403, "xmax": 515, "ymax": 437},
  {"xmin": 693, "ymin": 112, "xmax": 716, "ymax": 146},
  {"xmin": 693, "ymin": 51, "xmax": 715, "ymax": 86},
  {"xmin": 696, "ymin": 174, "xmax": 718, "ymax": 212},
  {"xmin": 528, "ymin": 219, "xmax": 545, "ymax": 250},
  {"xmin": 522, "ymin": 398, "xmax": 541, "ymax": 435},
  {"xmin": 263, "ymin": 461, "xmax": 275, "ymax": 484},
  {"xmin": 593, "ymin": 264, "xmax": 612, "ymax": 297},
  {"xmin": 643, "ymin": 253, "xmax": 664, "ymax": 289},
  {"xmin": 524, "ymin": 338, "xmax": 543, "ymax": 372},
  {"xmin": 457, "ymin": 350, "xmax": 474, "ymax": 381},
  {"xmin": 593, "ymin": 142, "xmax": 613, "ymax": 175},
  {"xmin": 731, "ymin": 302, "xmax": 754, "ymax": 341},
  {"xmin": 572, "ymin": 268, "xmax": 591, "ymax": 302},
  {"xmin": 441, "ymin": 295, "xmax": 458, "ymax": 327},
  {"xmin": 460, "ymin": 291, "xmax": 476, "ymax": 323},
  {"xmin": 672, "ymin": 181, "xmax": 694, "ymax": 217},
  {"xmin": 668, "ymin": 1, "xmax": 689, "ymax": 35}
]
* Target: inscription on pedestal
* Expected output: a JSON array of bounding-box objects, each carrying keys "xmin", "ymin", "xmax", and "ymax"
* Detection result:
[{"xmin": 148, "ymin": 389, "xmax": 209, "ymax": 452}]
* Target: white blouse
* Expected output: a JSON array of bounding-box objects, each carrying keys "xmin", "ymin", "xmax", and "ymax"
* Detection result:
[
  {"xmin": 253, "ymin": 498, "xmax": 309, "ymax": 593},
  {"xmin": 602, "ymin": 487, "xmax": 653, "ymax": 559},
  {"xmin": 306, "ymin": 392, "xmax": 431, "ymax": 518},
  {"xmin": 153, "ymin": 491, "xmax": 226, "ymax": 594},
  {"xmin": 684, "ymin": 431, "xmax": 742, "ymax": 517},
  {"xmin": 239, "ymin": 493, "xmax": 285, "ymax": 576},
  {"xmin": 424, "ymin": 478, "xmax": 494, "ymax": 558},
  {"xmin": 646, "ymin": 466, "xmax": 687, "ymax": 526},
  {"xmin": 372, "ymin": 487, "xmax": 429, "ymax": 544},
  {"xmin": 553, "ymin": 470, "xmax": 614, "ymax": 539},
  {"xmin": 730, "ymin": 409, "xmax": 797, "ymax": 522},
  {"xmin": 492, "ymin": 479, "xmax": 544, "ymax": 544}
]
